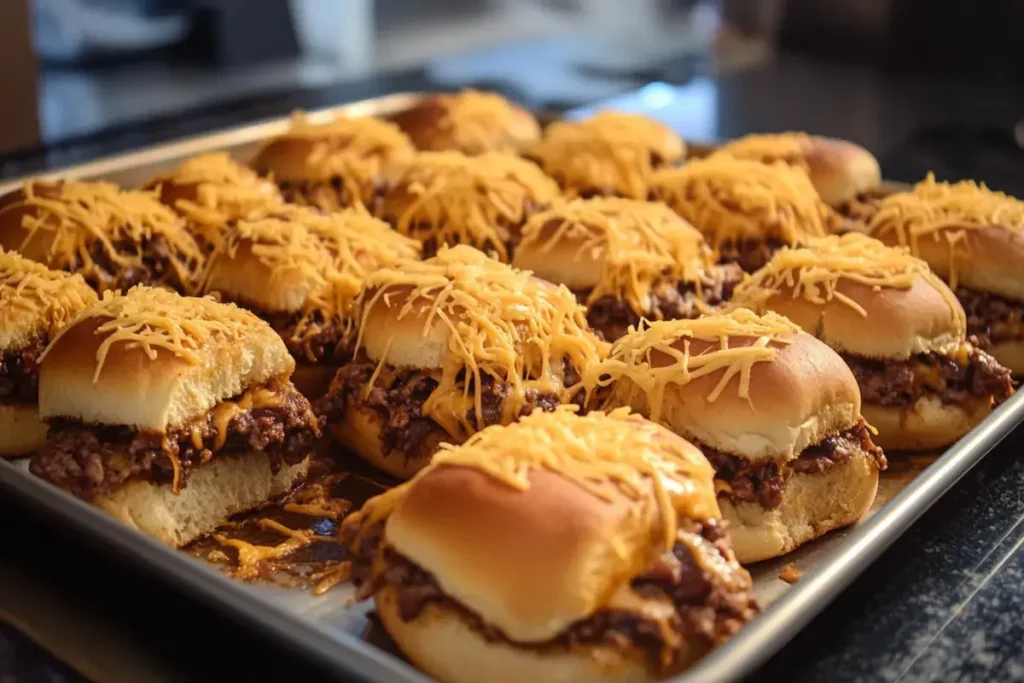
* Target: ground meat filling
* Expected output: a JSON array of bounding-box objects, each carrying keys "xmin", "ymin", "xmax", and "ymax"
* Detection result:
[
  {"xmin": 30, "ymin": 379, "xmax": 322, "ymax": 500},
  {"xmin": 259, "ymin": 309, "xmax": 350, "ymax": 365},
  {"xmin": 843, "ymin": 348, "xmax": 1014, "ymax": 407},
  {"xmin": 702, "ymin": 421, "xmax": 884, "ymax": 510},
  {"xmin": 346, "ymin": 518, "xmax": 755, "ymax": 669},
  {"xmin": 585, "ymin": 263, "xmax": 744, "ymax": 341},
  {"xmin": 81, "ymin": 235, "xmax": 199, "ymax": 294},
  {"xmin": 715, "ymin": 238, "xmax": 786, "ymax": 273},
  {"xmin": 315, "ymin": 354, "xmax": 584, "ymax": 462},
  {"xmin": 956, "ymin": 286, "xmax": 1024, "ymax": 349},
  {"xmin": 835, "ymin": 188, "xmax": 893, "ymax": 229},
  {"xmin": 277, "ymin": 176, "xmax": 354, "ymax": 211},
  {"xmin": 0, "ymin": 336, "xmax": 46, "ymax": 405}
]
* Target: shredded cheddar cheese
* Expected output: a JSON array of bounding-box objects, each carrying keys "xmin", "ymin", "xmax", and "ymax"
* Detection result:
[
  {"xmin": 583, "ymin": 309, "xmax": 799, "ymax": 422},
  {"xmin": 718, "ymin": 132, "xmax": 815, "ymax": 171},
  {"xmin": 518, "ymin": 197, "xmax": 712, "ymax": 315},
  {"xmin": 0, "ymin": 248, "xmax": 97, "ymax": 346},
  {"xmin": 428, "ymin": 89, "xmax": 538, "ymax": 153}
]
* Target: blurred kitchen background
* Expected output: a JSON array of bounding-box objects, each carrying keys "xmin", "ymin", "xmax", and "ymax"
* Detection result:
[{"xmin": 4, "ymin": 0, "xmax": 1024, "ymax": 190}]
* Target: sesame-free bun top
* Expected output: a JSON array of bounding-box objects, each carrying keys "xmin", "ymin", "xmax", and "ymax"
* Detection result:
[
  {"xmin": 649, "ymin": 154, "xmax": 828, "ymax": 249},
  {"xmin": 344, "ymin": 408, "xmax": 742, "ymax": 643},
  {"xmin": 718, "ymin": 132, "xmax": 881, "ymax": 206},
  {"xmin": 587, "ymin": 309, "xmax": 861, "ymax": 460},
  {"xmin": 354, "ymin": 245, "xmax": 608, "ymax": 440},
  {"xmin": 512, "ymin": 197, "xmax": 712, "ymax": 314},
  {"xmin": 730, "ymin": 234, "xmax": 967, "ymax": 359},
  {"xmin": 390, "ymin": 90, "xmax": 541, "ymax": 155},
  {"xmin": 524, "ymin": 112, "xmax": 685, "ymax": 200},
  {"xmin": 868, "ymin": 174, "xmax": 1024, "ymax": 301},
  {"xmin": 0, "ymin": 248, "xmax": 97, "ymax": 351},
  {"xmin": 39, "ymin": 286, "xmax": 293, "ymax": 430}
]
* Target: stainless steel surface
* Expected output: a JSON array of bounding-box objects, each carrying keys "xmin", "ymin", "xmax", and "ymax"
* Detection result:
[{"xmin": 2, "ymin": 92, "xmax": 1022, "ymax": 682}]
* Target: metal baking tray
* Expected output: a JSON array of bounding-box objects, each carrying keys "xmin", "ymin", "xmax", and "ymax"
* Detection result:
[{"xmin": 2, "ymin": 92, "xmax": 1023, "ymax": 682}]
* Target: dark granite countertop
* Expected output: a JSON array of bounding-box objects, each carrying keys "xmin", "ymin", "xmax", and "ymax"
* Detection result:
[{"xmin": 2, "ymin": 46, "xmax": 1024, "ymax": 683}]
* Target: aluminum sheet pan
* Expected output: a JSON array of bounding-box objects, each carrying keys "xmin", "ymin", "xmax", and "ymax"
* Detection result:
[{"xmin": 2, "ymin": 92, "xmax": 1022, "ymax": 683}]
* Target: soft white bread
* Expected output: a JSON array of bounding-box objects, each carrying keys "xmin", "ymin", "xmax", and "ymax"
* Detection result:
[
  {"xmin": 95, "ymin": 454, "xmax": 309, "ymax": 547},
  {"xmin": 39, "ymin": 286, "xmax": 294, "ymax": 430},
  {"xmin": 328, "ymin": 407, "xmax": 450, "ymax": 479},
  {"xmin": 988, "ymin": 340, "xmax": 1024, "ymax": 376},
  {"xmin": 860, "ymin": 395, "xmax": 992, "ymax": 451},
  {"xmin": 0, "ymin": 404, "xmax": 48, "ymax": 457},
  {"xmin": 721, "ymin": 447, "xmax": 879, "ymax": 563}
]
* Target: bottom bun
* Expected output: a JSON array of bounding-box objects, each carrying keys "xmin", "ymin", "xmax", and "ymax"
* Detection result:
[
  {"xmin": 0, "ymin": 403, "xmax": 48, "ymax": 457},
  {"xmin": 721, "ymin": 448, "xmax": 879, "ymax": 564},
  {"xmin": 329, "ymin": 405, "xmax": 449, "ymax": 480},
  {"xmin": 375, "ymin": 585, "xmax": 692, "ymax": 683},
  {"xmin": 94, "ymin": 454, "xmax": 310, "ymax": 547},
  {"xmin": 861, "ymin": 395, "xmax": 991, "ymax": 452},
  {"xmin": 291, "ymin": 362, "xmax": 339, "ymax": 400},
  {"xmin": 988, "ymin": 340, "xmax": 1024, "ymax": 376}
]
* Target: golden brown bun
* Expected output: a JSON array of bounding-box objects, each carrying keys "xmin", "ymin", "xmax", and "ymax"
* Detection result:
[
  {"xmin": 988, "ymin": 340, "xmax": 1024, "ymax": 376},
  {"xmin": 511, "ymin": 218, "xmax": 605, "ymax": 291},
  {"xmin": 359, "ymin": 288, "xmax": 451, "ymax": 370},
  {"xmin": 39, "ymin": 298, "xmax": 294, "ymax": 430},
  {"xmin": 0, "ymin": 183, "xmax": 65, "ymax": 263},
  {"xmin": 608, "ymin": 331, "xmax": 861, "ymax": 460},
  {"xmin": 721, "ymin": 447, "xmax": 879, "ymax": 563},
  {"xmin": 375, "ymin": 585, "xmax": 687, "ymax": 683},
  {"xmin": 290, "ymin": 362, "xmax": 338, "ymax": 401},
  {"xmin": 95, "ymin": 455, "xmax": 308, "ymax": 547},
  {"xmin": 804, "ymin": 137, "xmax": 882, "ymax": 206},
  {"xmin": 328, "ymin": 408, "xmax": 447, "ymax": 480},
  {"xmin": 871, "ymin": 224, "xmax": 1024, "ymax": 302},
  {"xmin": 861, "ymin": 396, "xmax": 992, "ymax": 451},
  {"xmin": 0, "ymin": 404, "xmax": 47, "ymax": 457},
  {"xmin": 742, "ymin": 275, "xmax": 965, "ymax": 359}
]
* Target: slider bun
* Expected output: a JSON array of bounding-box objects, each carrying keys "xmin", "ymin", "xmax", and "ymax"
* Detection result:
[
  {"xmin": 0, "ymin": 183, "xmax": 66, "ymax": 264},
  {"xmin": 803, "ymin": 137, "xmax": 881, "ymax": 207},
  {"xmin": 609, "ymin": 331, "xmax": 861, "ymax": 460},
  {"xmin": 873, "ymin": 224, "xmax": 1024, "ymax": 301},
  {"xmin": 95, "ymin": 454, "xmax": 309, "ymax": 547},
  {"xmin": 375, "ymin": 585, "xmax": 687, "ymax": 683},
  {"xmin": 721, "ymin": 447, "xmax": 879, "ymax": 563},
  {"xmin": 359, "ymin": 287, "xmax": 451, "ymax": 369},
  {"xmin": 391, "ymin": 93, "xmax": 540, "ymax": 154},
  {"xmin": 251, "ymin": 137, "xmax": 327, "ymax": 183},
  {"xmin": 746, "ymin": 274, "xmax": 964, "ymax": 359},
  {"xmin": 328, "ymin": 407, "xmax": 446, "ymax": 480},
  {"xmin": 511, "ymin": 217, "xmax": 605, "ymax": 291},
  {"xmin": 987, "ymin": 340, "xmax": 1024, "ymax": 376},
  {"xmin": 203, "ymin": 238, "xmax": 321, "ymax": 313},
  {"xmin": 384, "ymin": 461, "xmax": 716, "ymax": 643},
  {"xmin": 39, "ymin": 314, "xmax": 294, "ymax": 430},
  {"xmin": 861, "ymin": 395, "xmax": 992, "ymax": 451},
  {"xmin": 0, "ymin": 404, "xmax": 48, "ymax": 457}
]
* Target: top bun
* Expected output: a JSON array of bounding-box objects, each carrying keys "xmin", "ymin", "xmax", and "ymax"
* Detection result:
[
  {"xmin": 868, "ymin": 174, "xmax": 1024, "ymax": 301},
  {"xmin": 730, "ymin": 234, "xmax": 966, "ymax": 358},
  {"xmin": 39, "ymin": 286, "xmax": 293, "ymax": 430},
  {"xmin": 390, "ymin": 90, "xmax": 540, "ymax": 155},
  {"xmin": 719, "ymin": 132, "xmax": 881, "ymax": 206},
  {"xmin": 588, "ymin": 309, "xmax": 861, "ymax": 460},
  {"xmin": 0, "ymin": 248, "xmax": 97, "ymax": 351},
  {"xmin": 346, "ymin": 408, "xmax": 728, "ymax": 643}
]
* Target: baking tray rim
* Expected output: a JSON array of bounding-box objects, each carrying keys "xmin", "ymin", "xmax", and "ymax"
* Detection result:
[{"xmin": 1, "ymin": 89, "xmax": 1021, "ymax": 682}]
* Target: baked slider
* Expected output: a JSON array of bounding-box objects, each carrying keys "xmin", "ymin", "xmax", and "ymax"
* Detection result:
[
  {"xmin": 374, "ymin": 151, "xmax": 559, "ymax": 261},
  {"xmin": 0, "ymin": 180, "xmax": 205, "ymax": 293},
  {"xmin": 585, "ymin": 309, "xmax": 886, "ymax": 564},
  {"xmin": 730, "ymin": 233, "xmax": 1014, "ymax": 451},
  {"xmin": 868, "ymin": 174, "xmax": 1024, "ymax": 375},
  {"xmin": 145, "ymin": 152, "xmax": 283, "ymax": 251},
  {"xmin": 390, "ymin": 89, "xmax": 541, "ymax": 155},
  {"xmin": 342, "ymin": 408, "xmax": 758, "ymax": 683},
  {"xmin": 649, "ymin": 154, "xmax": 828, "ymax": 272},
  {"xmin": 316, "ymin": 244, "xmax": 608, "ymax": 479},
  {"xmin": 29, "ymin": 286, "xmax": 321, "ymax": 547},
  {"xmin": 252, "ymin": 112, "xmax": 414, "ymax": 211},
  {"xmin": 512, "ymin": 197, "xmax": 744, "ymax": 340},
  {"xmin": 0, "ymin": 249, "xmax": 97, "ymax": 457},
  {"xmin": 524, "ymin": 111, "xmax": 685, "ymax": 199}
]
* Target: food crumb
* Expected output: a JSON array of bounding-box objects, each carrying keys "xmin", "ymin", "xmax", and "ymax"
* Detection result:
[{"xmin": 779, "ymin": 564, "xmax": 802, "ymax": 584}]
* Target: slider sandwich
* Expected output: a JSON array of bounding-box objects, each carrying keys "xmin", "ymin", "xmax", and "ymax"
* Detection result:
[
  {"xmin": 0, "ymin": 180, "xmax": 204, "ymax": 293},
  {"xmin": 374, "ymin": 151, "xmax": 559, "ymax": 262},
  {"xmin": 524, "ymin": 111, "xmax": 685, "ymax": 199},
  {"xmin": 512, "ymin": 197, "xmax": 743, "ymax": 340},
  {"xmin": 317, "ymin": 245, "xmax": 608, "ymax": 479},
  {"xmin": 30, "ymin": 286, "xmax": 321, "ymax": 547},
  {"xmin": 252, "ymin": 112, "xmax": 414, "ymax": 211},
  {"xmin": 145, "ymin": 152, "xmax": 283, "ymax": 251},
  {"xmin": 649, "ymin": 155, "xmax": 828, "ymax": 272},
  {"xmin": 868, "ymin": 175, "xmax": 1024, "ymax": 375},
  {"xmin": 730, "ymin": 234, "xmax": 1013, "ymax": 450},
  {"xmin": 586, "ymin": 309, "xmax": 886, "ymax": 564},
  {"xmin": 0, "ymin": 249, "xmax": 97, "ymax": 457},
  {"xmin": 201, "ymin": 206, "xmax": 422, "ymax": 398},
  {"xmin": 390, "ymin": 89, "xmax": 541, "ymax": 155},
  {"xmin": 342, "ymin": 408, "xmax": 757, "ymax": 683}
]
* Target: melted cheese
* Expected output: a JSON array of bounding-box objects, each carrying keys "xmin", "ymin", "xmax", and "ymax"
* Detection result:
[
  {"xmin": 582, "ymin": 309, "xmax": 799, "ymax": 422},
  {"xmin": 0, "ymin": 248, "xmax": 97, "ymax": 345},
  {"xmin": 209, "ymin": 386, "xmax": 284, "ymax": 450}
]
